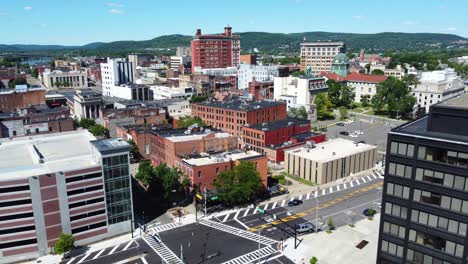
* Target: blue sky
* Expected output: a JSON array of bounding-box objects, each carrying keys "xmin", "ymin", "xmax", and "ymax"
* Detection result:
[{"xmin": 0, "ymin": 0, "xmax": 466, "ymax": 45}]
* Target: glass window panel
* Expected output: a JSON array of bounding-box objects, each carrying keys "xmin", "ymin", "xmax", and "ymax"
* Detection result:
[
  {"xmin": 428, "ymin": 214, "xmax": 438, "ymax": 227},
  {"xmin": 434, "ymin": 171, "xmax": 443, "ymax": 179},
  {"xmin": 454, "ymin": 176, "xmax": 465, "ymax": 190},
  {"xmin": 391, "ymin": 142, "xmax": 398, "ymax": 154},
  {"xmin": 407, "ymin": 145, "xmax": 414, "ymax": 157},
  {"xmin": 405, "ymin": 166, "xmax": 412, "ymax": 178},
  {"xmin": 416, "ymin": 168, "xmax": 423, "ymax": 181},
  {"xmin": 423, "ymin": 255, "xmax": 432, "ymax": 264},
  {"xmin": 455, "ymin": 244, "xmax": 464, "ymax": 257},
  {"xmin": 396, "ymin": 164, "xmax": 405, "ymax": 177},
  {"xmin": 438, "ymin": 217, "xmax": 448, "ymax": 229},
  {"xmin": 403, "ymin": 187, "xmax": 410, "ymax": 199},
  {"xmin": 451, "ymin": 198, "xmax": 462, "ymax": 212},
  {"xmin": 398, "ymin": 227, "xmax": 405, "ymax": 238},
  {"xmin": 392, "ymin": 205, "xmax": 400, "ymax": 217},
  {"xmin": 458, "ymin": 223, "xmax": 466, "ymax": 236},
  {"xmin": 388, "ymin": 242, "xmax": 396, "ymax": 255},
  {"xmin": 465, "ymin": 178, "xmax": 468, "ymax": 191},
  {"xmin": 407, "ymin": 249, "xmax": 414, "ymax": 261},
  {"xmin": 387, "ymin": 183, "xmax": 394, "ymax": 195},
  {"xmin": 401, "ymin": 207, "xmax": 407, "ymax": 218},
  {"xmin": 396, "ymin": 245, "xmax": 403, "ymax": 257},
  {"xmin": 389, "ymin": 163, "xmax": 396, "ymax": 175},
  {"xmin": 462, "ymin": 201, "xmax": 468, "ymax": 214},
  {"xmin": 390, "ymin": 224, "xmax": 398, "ymax": 235},
  {"xmin": 419, "ymin": 212, "xmax": 428, "ymax": 225},
  {"xmin": 413, "ymin": 189, "xmax": 421, "ymax": 201},
  {"xmin": 394, "ymin": 185, "xmax": 403, "ymax": 197},
  {"xmin": 398, "ymin": 143, "xmax": 407, "ymax": 156},
  {"xmin": 411, "ymin": 210, "xmax": 419, "ymax": 221},
  {"xmin": 382, "ymin": 240, "xmax": 389, "ymax": 251},
  {"xmin": 445, "ymin": 241, "xmax": 455, "ymax": 255},
  {"xmin": 448, "ymin": 220, "xmax": 459, "ymax": 233},
  {"xmin": 441, "ymin": 196, "xmax": 451, "ymax": 209},
  {"xmin": 444, "ymin": 174, "xmax": 454, "ymax": 187},
  {"xmin": 418, "ymin": 146, "xmax": 426, "ymax": 159},
  {"xmin": 385, "ymin": 203, "xmax": 392, "ymax": 215},
  {"xmin": 409, "ymin": 229, "xmax": 416, "ymax": 241},
  {"xmin": 384, "ymin": 222, "xmax": 390, "ymax": 233}
]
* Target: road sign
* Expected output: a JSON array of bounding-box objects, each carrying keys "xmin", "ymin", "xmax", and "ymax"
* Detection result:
[
  {"xmin": 196, "ymin": 193, "xmax": 203, "ymax": 201},
  {"xmin": 210, "ymin": 195, "xmax": 218, "ymax": 201},
  {"xmin": 256, "ymin": 207, "xmax": 265, "ymax": 214}
]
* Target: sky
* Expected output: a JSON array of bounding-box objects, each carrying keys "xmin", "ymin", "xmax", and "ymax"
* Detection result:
[{"xmin": 0, "ymin": 0, "xmax": 466, "ymax": 45}]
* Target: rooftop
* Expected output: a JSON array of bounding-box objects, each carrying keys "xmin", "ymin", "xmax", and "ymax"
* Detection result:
[
  {"xmin": 160, "ymin": 127, "xmax": 232, "ymax": 142},
  {"xmin": 182, "ymin": 150, "xmax": 262, "ymax": 166},
  {"xmin": 91, "ymin": 138, "xmax": 130, "ymax": 155},
  {"xmin": 245, "ymin": 118, "xmax": 310, "ymax": 131},
  {"xmin": 285, "ymin": 138, "xmax": 376, "ymax": 162},
  {"xmin": 194, "ymin": 99, "xmax": 285, "ymax": 111},
  {"xmin": 321, "ymin": 72, "xmax": 388, "ymax": 83},
  {"xmin": 0, "ymin": 130, "xmax": 99, "ymax": 179},
  {"xmin": 437, "ymin": 92, "xmax": 468, "ymax": 109},
  {"xmin": 301, "ymin": 42, "xmax": 345, "ymax": 46}
]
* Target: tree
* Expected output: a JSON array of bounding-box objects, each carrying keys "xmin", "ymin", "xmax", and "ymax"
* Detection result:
[
  {"xmin": 32, "ymin": 68, "xmax": 39, "ymax": 78},
  {"xmin": 291, "ymin": 70, "xmax": 305, "ymax": 77},
  {"xmin": 340, "ymin": 85, "xmax": 355, "ymax": 108},
  {"xmin": 154, "ymin": 163, "xmax": 184, "ymax": 198},
  {"xmin": 365, "ymin": 64, "xmax": 371, "ymax": 73},
  {"xmin": 371, "ymin": 77, "xmax": 416, "ymax": 118},
  {"xmin": 54, "ymin": 233, "xmax": 74, "ymax": 254},
  {"xmin": 127, "ymin": 139, "xmax": 139, "ymax": 159},
  {"xmin": 89, "ymin": 125, "xmax": 108, "ymax": 137},
  {"xmin": 135, "ymin": 160, "xmax": 156, "ymax": 187},
  {"xmin": 327, "ymin": 217, "xmax": 335, "ymax": 230},
  {"xmin": 326, "ymin": 79, "xmax": 342, "ymax": 107},
  {"xmin": 315, "ymin": 92, "xmax": 333, "ymax": 120},
  {"xmin": 371, "ymin": 69, "xmax": 385, "ymax": 75},
  {"xmin": 339, "ymin": 107, "xmax": 348, "ymax": 120},
  {"xmin": 214, "ymin": 161, "xmax": 264, "ymax": 206},
  {"xmin": 361, "ymin": 95, "xmax": 371, "ymax": 107},
  {"xmin": 288, "ymin": 106, "xmax": 308, "ymax": 119},
  {"xmin": 8, "ymin": 76, "xmax": 28, "ymax": 88},
  {"xmin": 310, "ymin": 257, "xmax": 319, "ymax": 264},
  {"xmin": 79, "ymin": 118, "xmax": 96, "ymax": 129},
  {"xmin": 176, "ymin": 116, "xmax": 206, "ymax": 128},
  {"xmin": 190, "ymin": 95, "xmax": 208, "ymax": 103}
]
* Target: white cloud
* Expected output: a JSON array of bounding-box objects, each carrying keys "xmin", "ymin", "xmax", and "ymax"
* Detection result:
[
  {"xmin": 446, "ymin": 27, "xmax": 456, "ymax": 31},
  {"xmin": 352, "ymin": 15, "xmax": 364, "ymax": 20},
  {"xmin": 109, "ymin": 8, "xmax": 124, "ymax": 14},
  {"xmin": 24, "ymin": 6, "xmax": 32, "ymax": 11},
  {"xmin": 402, "ymin": 20, "xmax": 418, "ymax": 25},
  {"xmin": 108, "ymin": 2, "xmax": 124, "ymax": 7}
]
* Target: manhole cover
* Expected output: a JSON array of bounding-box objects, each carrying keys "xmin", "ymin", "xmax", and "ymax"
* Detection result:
[{"xmin": 356, "ymin": 240, "xmax": 369, "ymax": 249}]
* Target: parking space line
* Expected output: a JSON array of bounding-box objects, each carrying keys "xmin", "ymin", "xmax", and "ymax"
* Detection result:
[
  {"xmin": 235, "ymin": 218, "xmax": 249, "ymax": 229},
  {"xmin": 272, "ymin": 202, "xmax": 277, "ymax": 209},
  {"xmin": 281, "ymin": 200, "xmax": 286, "ymax": 207},
  {"xmin": 108, "ymin": 244, "xmax": 119, "ymax": 255},
  {"xmin": 223, "ymin": 213, "xmax": 230, "ymax": 222},
  {"xmin": 123, "ymin": 240, "xmax": 133, "ymax": 250},
  {"xmin": 233, "ymin": 210, "xmax": 240, "ymax": 219},
  {"xmin": 66, "ymin": 257, "xmax": 76, "ymax": 264},
  {"xmin": 92, "ymin": 249, "xmax": 105, "ymax": 259},
  {"xmin": 77, "ymin": 253, "xmax": 90, "ymax": 264},
  {"xmin": 141, "ymin": 257, "xmax": 149, "ymax": 264},
  {"xmin": 306, "ymin": 193, "xmax": 311, "ymax": 200},
  {"xmin": 243, "ymin": 208, "xmax": 250, "ymax": 217}
]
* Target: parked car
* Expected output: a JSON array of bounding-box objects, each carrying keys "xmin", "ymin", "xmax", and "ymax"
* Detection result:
[
  {"xmin": 267, "ymin": 185, "xmax": 288, "ymax": 196},
  {"xmin": 339, "ymin": 131, "xmax": 349, "ymax": 136},
  {"xmin": 336, "ymin": 122, "xmax": 345, "ymax": 126},
  {"xmin": 288, "ymin": 199, "xmax": 303, "ymax": 207},
  {"xmin": 296, "ymin": 222, "xmax": 316, "ymax": 233}
]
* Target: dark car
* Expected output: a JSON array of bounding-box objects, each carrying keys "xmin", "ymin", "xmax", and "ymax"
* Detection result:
[
  {"xmin": 363, "ymin": 208, "xmax": 376, "ymax": 217},
  {"xmin": 288, "ymin": 199, "xmax": 303, "ymax": 207},
  {"xmin": 339, "ymin": 131, "xmax": 349, "ymax": 136},
  {"xmin": 336, "ymin": 122, "xmax": 345, "ymax": 126},
  {"xmin": 358, "ymin": 140, "xmax": 366, "ymax": 144}
]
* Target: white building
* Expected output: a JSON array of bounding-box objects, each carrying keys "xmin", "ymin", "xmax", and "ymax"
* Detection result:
[
  {"xmin": 101, "ymin": 58, "xmax": 136, "ymax": 96},
  {"xmin": 384, "ymin": 65, "xmax": 405, "ymax": 79},
  {"xmin": 150, "ymin": 85, "xmax": 193, "ymax": 100},
  {"xmin": 196, "ymin": 67, "xmax": 238, "ymax": 76},
  {"xmin": 42, "ymin": 70, "xmax": 88, "ymax": 89},
  {"xmin": 170, "ymin": 56, "xmax": 191, "ymax": 70},
  {"xmin": 70, "ymin": 89, "xmax": 102, "ymax": 119},
  {"xmin": 109, "ymin": 84, "xmax": 152, "ymax": 101},
  {"xmin": 166, "ymin": 99, "xmax": 191, "ymax": 118},
  {"xmin": 273, "ymin": 76, "xmax": 328, "ymax": 121},
  {"xmin": 238, "ymin": 64, "xmax": 281, "ymax": 90},
  {"xmin": 412, "ymin": 68, "xmax": 466, "ymax": 113}
]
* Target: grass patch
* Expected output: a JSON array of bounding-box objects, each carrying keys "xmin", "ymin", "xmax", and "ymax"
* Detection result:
[
  {"xmin": 352, "ymin": 108, "xmax": 365, "ymax": 113},
  {"xmin": 281, "ymin": 173, "xmax": 317, "ymax": 187},
  {"xmin": 326, "ymin": 230, "xmax": 333, "ymax": 234}
]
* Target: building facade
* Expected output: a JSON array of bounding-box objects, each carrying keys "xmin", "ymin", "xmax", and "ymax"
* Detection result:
[
  {"xmin": 300, "ymin": 42, "xmax": 345, "ymax": 74},
  {"xmin": 238, "ymin": 64, "xmax": 281, "ymax": 90},
  {"xmin": 377, "ymin": 93, "xmax": 468, "ymax": 264},
  {"xmin": 285, "ymin": 138, "xmax": 376, "ymax": 184},
  {"xmin": 248, "ymin": 79, "xmax": 274, "ymax": 101},
  {"xmin": 240, "ymin": 54, "xmax": 257, "ymax": 65},
  {"xmin": 42, "ymin": 70, "xmax": 88, "ymax": 89},
  {"xmin": 0, "ymin": 87, "xmax": 46, "ymax": 112},
  {"xmin": 0, "ymin": 131, "xmax": 132, "ymax": 263},
  {"xmin": 101, "ymin": 58, "xmax": 136, "ymax": 96},
  {"xmin": 109, "ymin": 84, "xmax": 153, "ymax": 101},
  {"xmin": 412, "ymin": 68, "xmax": 465, "ymax": 113},
  {"xmin": 69, "ymin": 89, "xmax": 103, "ymax": 120},
  {"xmin": 191, "ymin": 100, "xmax": 287, "ymax": 137},
  {"xmin": 191, "ymin": 26, "xmax": 240, "ymax": 73}
]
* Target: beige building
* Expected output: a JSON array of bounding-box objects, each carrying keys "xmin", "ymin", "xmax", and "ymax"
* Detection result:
[
  {"xmin": 284, "ymin": 138, "xmax": 377, "ymax": 184},
  {"xmin": 300, "ymin": 42, "xmax": 345, "ymax": 74},
  {"xmin": 42, "ymin": 70, "xmax": 88, "ymax": 89}
]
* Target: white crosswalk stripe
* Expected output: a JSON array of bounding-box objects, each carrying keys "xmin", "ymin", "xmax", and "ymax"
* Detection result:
[
  {"xmin": 199, "ymin": 219, "xmax": 277, "ymax": 245},
  {"xmin": 306, "ymin": 192, "xmax": 311, "ymax": 200},
  {"xmin": 123, "ymin": 240, "xmax": 133, "ymax": 251},
  {"xmin": 329, "ymin": 187, "xmax": 333, "ymax": 193},
  {"xmin": 264, "ymin": 203, "xmax": 269, "ymax": 210},
  {"xmin": 148, "ymin": 222, "xmax": 181, "ymax": 234},
  {"xmin": 367, "ymin": 175, "xmax": 372, "ymax": 181},
  {"xmin": 108, "ymin": 244, "xmax": 119, "ymax": 255},
  {"xmin": 77, "ymin": 253, "xmax": 91, "ymax": 264},
  {"xmin": 281, "ymin": 200, "xmax": 286, "ymax": 207},
  {"xmin": 299, "ymin": 194, "xmax": 303, "ymax": 200},
  {"xmin": 92, "ymin": 249, "xmax": 105, "ymax": 259},
  {"xmin": 344, "ymin": 183, "xmax": 347, "ymax": 189},
  {"xmin": 66, "ymin": 257, "xmax": 76, "ymax": 264},
  {"xmin": 372, "ymin": 174, "xmax": 378, "ymax": 179},
  {"xmin": 314, "ymin": 191, "xmax": 318, "ymax": 198},
  {"xmin": 233, "ymin": 210, "xmax": 240, "ymax": 219},
  {"xmin": 221, "ymin": 246, "xmax": 278, "ymax": 264},
  {"xmin": 350, "ymin": 181, "xmax": 354, "ymax": 187},
  {"xmin": 272, "ymin": 202, "xmax": 277, "ymax": 209},
  {"xmin": 337, "ymin": 185, "xmax": 341, "ymax": 191},
  {"xmin": 143, "ymin": 234, "xmax": 183, "ymax": 264},
  {"xmin": 243, "ymin": 208, "xmax": 250, "ymax": 217},
  {"xmin": 362, "ymin": 177, "xmax": 367, "ymax": 183},
  {"xmin": 223, "ymin": 213, "xmax": 231, "ymax": 222}
]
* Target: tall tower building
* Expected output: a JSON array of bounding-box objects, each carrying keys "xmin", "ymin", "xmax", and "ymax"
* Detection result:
[
  {"xmin": 100, "ymin": 58, "xmax": 136, "ymax": 96},
  {"xmin": 377, "ymin": 93, "xmax": 468, "ymax": 263},
  {"xmin": 190, "ymin": 26, "xmax": 240, "ymax": 73},
  {"xmin": 300, "ymin": 41, "xmax": 345, "ymax": 75}
]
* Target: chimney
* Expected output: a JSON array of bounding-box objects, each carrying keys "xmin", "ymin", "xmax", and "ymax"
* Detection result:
[
  {"xmin": 196, "ymin": 29, "xmax": 201, "ymax": 36},
  {"xmin": 224, "ymin": 26, "xmax": 232, "ymax": 36}
]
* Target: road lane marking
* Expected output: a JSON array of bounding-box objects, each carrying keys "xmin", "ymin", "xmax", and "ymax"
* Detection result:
[
  {"xmin": 248, "ymin": 181, "xmax": 383, "ymax": 231},
  {"xmin": 243, "ymin": 208, "xmax": 250, "ymax": 217},
  {"xmin": 306, "ymin": 193, "xmax": 311, "ymax": 200},
  {"xmin": 272, "ymin": 202, "xmax": 277, "ymax": 209},
  {"xmin": 281, "ymin": 200, "xmax": 286, "ymax": 207},
  {"xmin": 141, "ymin": 257, "xmax": 149, "ymax": 264},
  {"xmin": 93, "ymin": 249, "xmax": 106, "ymax": 259},
  {"xmin": 372, "ymin": 174, "xmax": 377, "ymax": 179},
  {"xmin": 109, "ymin": 244, "xmax": 119, "ymax": 255},
  {"xmin": 77, "ymin": 253, "xmax": 90, "ymax": 264},
  {"xmin": 329, "ymin": 187, "xmax": 333, "ymax": 193},
  {"xmin": 290, "ymin": 197, "xmax": 294, "ymax": 201},
  {"xmin": 233, "ymin": 210, "xmax": 240, "ymax": 219},
  {"xmin": 66, "ymin": 257, "xmax": 76, "ymax": 264},
  {"xmin": 123, "ymin": 240, "xmax": 133, "ymax": 250},
  {"xmin": 235, "ymin": 218, "xmax": 250, "ymax": 229},
  {"xmin": 350, "ymin": 181, "xmax": 354, "ymax": 187},
  {"xmin": 223, "ymin": 213, "xmax": 230, "ymax": 222}
]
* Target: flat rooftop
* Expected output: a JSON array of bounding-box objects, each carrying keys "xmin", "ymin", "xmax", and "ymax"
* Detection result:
[
  {"xmin": 437, "ymin": 92, "xmax": 468, "ymax": 109},
  {"xmin": 285, "ymin": 138, "xmax": 376, "ymax": 162},
  {"xmin": 245, "ymin": 118, "xmax": 309, "ymax": 131},
  {"xmin": 194, "ymin": 99, "xmax": 285, "ymax": 111},
  {"xmin": 164, "ymin": 130, "xmax": 232, "ymax": 143},
  {"xmin": 0, "ymin": 130, "xmax": 99, "ymax": 179},
  {"xmin": 182, "ymin": 150, "xmax": 262, "ymax": 166}
]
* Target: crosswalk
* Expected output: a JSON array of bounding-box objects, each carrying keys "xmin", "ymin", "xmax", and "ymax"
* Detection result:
[
  {"xmin": 199, "ymin": 219, "xmax": 277, "ymax": 245},
  {"xmin": 213, "ymin": 169, "xmax": 384, "ymax": 223},
  {"xmin": 62, "ymin": 240, "xmax": 139, "ymax": 264},
  {"xmin": 147, "ymin": 222, "xmax": 181, "ymax": 234},
  {"xmin": 142, "ymin": 233, "xmax": 183, "ymax": 264},
  {"xmin": 221, "ymin": 246, "xmax": 278, "ymax": 264}
]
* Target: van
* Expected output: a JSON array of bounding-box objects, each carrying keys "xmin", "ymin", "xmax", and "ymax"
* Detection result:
[{"xmin": 295, "ymin": 223, "xmax": 315, "ymax": 233}]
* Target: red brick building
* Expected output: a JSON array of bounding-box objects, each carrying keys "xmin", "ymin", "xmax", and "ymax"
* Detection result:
[
  {"xmin": 263, "ymin": 132, "xmax": 326, "ymax": 163},
  {"xmin": 191, "ymin": 26, "xmax": 240, "ymax": 73},
  {"xmin": 248, "ymin": 78, "xmax": 274, "ymax": 101},
  {"xmin": 192, "ymin": 100, "xmax": 287, "ymax": 137},
  {"xmin": 240, "ymin": 54, "xmax": 257, "ymax": 65},
  {"xmin": 0, "ymin": 87, "xmax": 46, "ymax": 112}
]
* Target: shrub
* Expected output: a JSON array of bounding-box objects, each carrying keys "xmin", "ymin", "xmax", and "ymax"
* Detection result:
[{"xmin": 54, "ymin": 233, "xmax": 74, "ymax": 254}]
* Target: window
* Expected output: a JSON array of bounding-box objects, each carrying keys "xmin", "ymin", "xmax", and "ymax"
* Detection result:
[
  {"xmin": 406, "ymin": 249, "xmax": 447, "ymax": 264},
  {"xmin": 414, "ymin": 188, "xmax": 468, "ymax": 214},
  {"xmin": 383, "ymin": 222, "xmax": 406, "ymax": 239},
  {"xmin": 409, "ymin": 229, "xmax": 464, "ymax": 257},
  {"xmin": 419, "ymin": 146, "xmax": 468, "ymax": 168},
  {"xmin": 391, "ymin": 142, "xmax": 414, "ymax": 157},
  {"xmin": 388, "ymin": 162, "xmax": 412, "ymax": 178},
  {"xmin": 415, "ymin": 167, "xmax": 467, "ymax": 190},
  {"xmin": 385, "ymin": 202, "xmax": 407, "ymax": 219},
  {"xmin": 381, "ymin": 240, "xmax": 403, "ymax": 258},
  {"xmin": 198, "ymin": 171, "xmax": 202, "ymax": 178},
  {"xmin": 386, "ymin": 182, "xmax": 410, "ymax": 199},
  {"xmin": 411, "ymin": 209, "xmax": 467, "ymax": 236}
]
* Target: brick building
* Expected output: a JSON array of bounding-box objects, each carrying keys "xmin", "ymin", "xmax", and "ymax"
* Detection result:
[
  {"xmin": 179, "ymin": 74, "xmax": 237, "ymax": 96},
  {"xmin": 248, "ymin": 78, "xmax": 274, "ymax": 101},
  {"xmin": 191, "ymin": 26, "xmax": 240, "ymax": 73},
  {"xmin": 0, "ymin": 87, "xmax": 46, "ymax": 113},
  {"xmin": 192, "ymin": 99, "xmax": 287, "ymax": 137},
  {"xmin": 240, "ymin": 54, "xmax": 257, "ymax": 65}
]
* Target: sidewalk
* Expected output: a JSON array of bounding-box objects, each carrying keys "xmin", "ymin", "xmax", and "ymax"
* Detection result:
[{"xmin": 282, "ymin": 214, "xmax": 381, "ymax": 264}]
